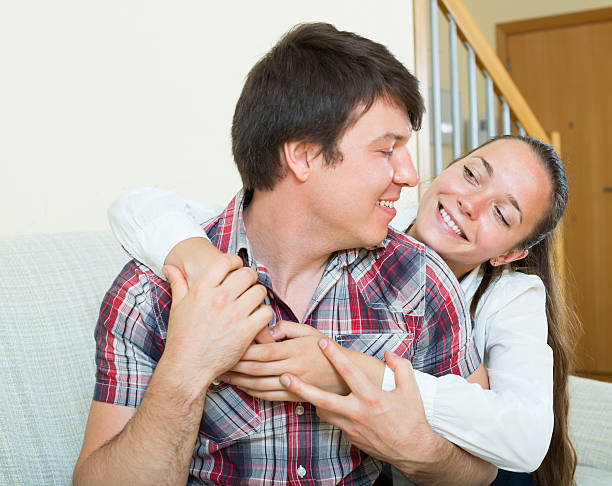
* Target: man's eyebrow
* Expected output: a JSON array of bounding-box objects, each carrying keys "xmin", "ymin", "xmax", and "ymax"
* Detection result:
[{"xmin": 370, "ymin": 132, "xmax": 408, "ymax": 145}]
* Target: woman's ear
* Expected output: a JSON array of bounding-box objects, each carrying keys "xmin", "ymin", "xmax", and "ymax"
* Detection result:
[
  {"xmin": 282, "ymin": 141, "xmax": 317, "ymax": 182},
  {"xmin": 490, "ymin": 248, "xmax": 528, "ymax": 266}
]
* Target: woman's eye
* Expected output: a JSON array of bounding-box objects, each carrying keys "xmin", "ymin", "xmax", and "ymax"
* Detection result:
[
  {"xmin": 381, "ymin": 150, "xmax": 394, "ymax": 157},
  {"xmin": 496, "ymin": 207, "xmax": 510, "ymax": 227},
  {"xmin": 463, "ymin": 165, "xmax": 477, "ymax": 183}
]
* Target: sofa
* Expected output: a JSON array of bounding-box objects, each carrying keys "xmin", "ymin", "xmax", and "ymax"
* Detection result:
[{"xmin": 1, "ymin": 231, "xmax": 611, "ymax": 485}]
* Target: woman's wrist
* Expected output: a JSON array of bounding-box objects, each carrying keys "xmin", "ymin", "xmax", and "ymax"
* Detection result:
[
  {"xmin": 341, "ymin": 347, "xmax": 386, "ymax": 388},
  {"xmin": 165, "ymin": 237, "xmax": 226, "ymax": 285}
]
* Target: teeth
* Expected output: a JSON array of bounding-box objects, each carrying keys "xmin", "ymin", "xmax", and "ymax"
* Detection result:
[
  {"xmin": 439, "ymin": 207, "xmax": 465, "ymax": 238},
  {"xmin": 376, "ymin": 200, "xmax": 395, "ymax": 209}
]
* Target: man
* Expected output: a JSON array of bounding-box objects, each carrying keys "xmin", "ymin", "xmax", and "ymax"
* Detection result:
[{"xmin": 74, "ymin": 23, "xmax": 491, "ymax": 485}]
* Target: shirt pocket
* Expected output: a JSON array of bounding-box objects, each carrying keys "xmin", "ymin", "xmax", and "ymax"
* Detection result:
[
  {"xmin": 198, "ymin": 383, "xmax": 261, "ymax": 446},
  {"xmin": 335, "ymin": 331, "xmax": 415, "ymax": 361}
]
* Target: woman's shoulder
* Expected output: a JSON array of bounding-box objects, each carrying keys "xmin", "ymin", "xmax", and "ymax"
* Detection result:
[{"xmin": 474, "ymin": 268, "xmax": 546, "ymax": 316}]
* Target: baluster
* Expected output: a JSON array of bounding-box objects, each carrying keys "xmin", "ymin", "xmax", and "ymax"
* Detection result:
[
  {"xmin": 485, "ymin": 72, "xmax": 496, "ymax": 139},
  {"xmin": 430, "ymin": 0, "xmax": 442, "ymax": 175},
  {"xmin": 467, "ymin": 44, "xmax": 478, "ymax": 150},
  {"xmin": 448, "ymin": 15, "xmax": 461, "ymax": 159},
  {"xmin": 501, "ymin": 97, "xmax": 511, "ymax": 135}
]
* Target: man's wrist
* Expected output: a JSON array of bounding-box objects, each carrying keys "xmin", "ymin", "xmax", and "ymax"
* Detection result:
[
  {"xmin": 154, "ymin": 355, "xmax": 214, "ymax": 406},
  {"xmin": 393, "ymin": 424, "xmax": 448, "ymax": 477}
]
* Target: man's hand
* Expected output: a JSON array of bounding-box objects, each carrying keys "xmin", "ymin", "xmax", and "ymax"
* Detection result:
[
  {"xmin": 160, "ymin": 259, "xmax": 274, "ymax": 396},
  {"xmin": 218, "ymin": 321, "xmax": 348, "ymax": 401},
  {"xmin": 165, "ymin": 237, "xmax": 275, "ymax": 344},
  {"xmin": 278, "ymin": 338, "xmax": 438, "ymax": 466},
  {"xmin": 279, "ymin": 338, "xmax": 497, "ymax": 485}
]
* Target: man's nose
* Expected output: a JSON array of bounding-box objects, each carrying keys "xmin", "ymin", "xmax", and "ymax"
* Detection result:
[{"xmin": 391, "ymin": 148, "xmax": 418, "ymax": 187}]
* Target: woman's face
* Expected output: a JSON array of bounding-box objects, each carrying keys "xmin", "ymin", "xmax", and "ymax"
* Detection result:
[{"xmin": 411, "ymin": 139, "xmax": 552, "ymax": 278}]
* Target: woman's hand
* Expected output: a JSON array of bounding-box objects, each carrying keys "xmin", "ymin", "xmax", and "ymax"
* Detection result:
[{"xmin": 219, "ymin": 321, "xmax": 349, "ymax": 401}]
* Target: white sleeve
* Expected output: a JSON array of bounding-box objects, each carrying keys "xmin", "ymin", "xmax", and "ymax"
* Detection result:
[
  {"xmin": 107, "ymin": 187, "xmax": 223, "ymax": 278},
  {"xmin": 388, "ymin": 277, "xmax": 553, "ymax": 472}
]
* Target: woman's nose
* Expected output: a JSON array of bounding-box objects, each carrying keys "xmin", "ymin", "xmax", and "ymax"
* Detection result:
[{"xmin": 458, "ymin": 196, "xmax": 477, "ymax": 219}]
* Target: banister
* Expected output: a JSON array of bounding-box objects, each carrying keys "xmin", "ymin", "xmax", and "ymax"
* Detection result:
[{"xmin": 436, "ymin": 0, "xmax": 550, "ymax": 144}]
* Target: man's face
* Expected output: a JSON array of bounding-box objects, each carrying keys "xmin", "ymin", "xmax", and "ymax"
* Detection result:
[{"xmin": 306, "ymin": 99, "xmax": 416, "ymax": 250}]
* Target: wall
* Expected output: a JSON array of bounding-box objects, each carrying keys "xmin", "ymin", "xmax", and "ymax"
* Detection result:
[{"xmin": 0, "ymin": 0, "xmax": 416, "ymax": 236}]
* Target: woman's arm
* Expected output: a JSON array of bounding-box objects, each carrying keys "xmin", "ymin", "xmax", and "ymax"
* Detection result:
[
  {"xmin": 384, "ymin": 273, "xmax": 553, "ymax": 472},
  {"xmin": 108, "ymin": 190, "xmax": 552, "ymax": 472},
  {"xmin": 107, "ymin": 187, "xmax": 222, "ymax": 277}
]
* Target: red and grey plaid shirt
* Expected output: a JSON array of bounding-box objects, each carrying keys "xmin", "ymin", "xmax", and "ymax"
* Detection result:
[{"xmin": 94, "ymin": 190, "xmax": 479, "ymax": 485}]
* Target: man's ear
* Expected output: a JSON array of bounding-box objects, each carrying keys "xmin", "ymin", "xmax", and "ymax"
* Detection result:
[
  {"xmin": 490, "ymin": 248, "xmax": 528, "ymax": 266},
  {"xmin": 282, "ymin": 141, "xmax": 317, "ymax": 182}
]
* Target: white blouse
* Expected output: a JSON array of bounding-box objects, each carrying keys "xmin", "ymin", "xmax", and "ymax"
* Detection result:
[{"xmin": 108, "ymin": 187, "xmax": 554, "ymax": 472}]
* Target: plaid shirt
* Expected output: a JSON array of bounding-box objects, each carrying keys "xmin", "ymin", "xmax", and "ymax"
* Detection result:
[{"xmin": 94, "ymin": 190, "xmax": 479, "ymax": 485}]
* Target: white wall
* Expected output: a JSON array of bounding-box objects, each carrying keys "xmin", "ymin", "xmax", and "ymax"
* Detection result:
[{"xmin": 0, "ymin": 0, "xmax": 417, "ymax": 236}]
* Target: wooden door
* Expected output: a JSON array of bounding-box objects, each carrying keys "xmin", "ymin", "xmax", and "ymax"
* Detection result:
[{"xmin": 497, "ymin": 8, "xmax": 612, "ymax": 381}]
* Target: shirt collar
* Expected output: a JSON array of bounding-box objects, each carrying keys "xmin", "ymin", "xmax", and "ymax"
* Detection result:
[{"xmin": 212, "ymin": 188, "xmax": 255, "ymax": 263}]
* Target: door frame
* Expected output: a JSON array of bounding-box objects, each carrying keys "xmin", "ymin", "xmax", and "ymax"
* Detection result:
[{"xmin": 496, "ymin": 7, "xmax": 612, "ymax": 70}]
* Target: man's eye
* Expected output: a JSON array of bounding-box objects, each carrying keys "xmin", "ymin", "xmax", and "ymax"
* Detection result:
[
  {"xmin": 463, "ymin": 165, "xmax": 477, "ymax": 182},
  {"xmin": 496, "ymin": 207, "xmax": 510, "ymax": 227}
]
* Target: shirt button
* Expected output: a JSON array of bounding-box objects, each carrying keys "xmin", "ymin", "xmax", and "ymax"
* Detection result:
[
  {"xmin": 295, "ymin": 404, "xmax": 305, "ymax": 415},
  {"xmin": 211, "ymin": 378, "xmax": 221, "ymax": 386},
  {"xmin": 297, "ymin": 465, "xmax": 306, "ymax": 478}
]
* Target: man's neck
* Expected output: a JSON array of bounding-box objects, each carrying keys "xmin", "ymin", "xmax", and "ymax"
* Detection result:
[{"xmin": 243, "ymin": 187, "xmax": 332, "ymax": 322}]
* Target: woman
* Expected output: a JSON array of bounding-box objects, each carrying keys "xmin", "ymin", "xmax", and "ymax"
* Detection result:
[{"xmin": 108, "ymin": 135, "xmax": 578, "ymax": 485}]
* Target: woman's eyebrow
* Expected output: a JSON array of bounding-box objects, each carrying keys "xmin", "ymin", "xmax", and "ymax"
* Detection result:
[
  {"xmin": 475, "ymin": 156, "xmax": 494, "ymax": 177},
  {"xmin": 475, "ymin": 155, "xmax": 523, "ymax": 222},
  {"xmin": 507, "ymin": 194, "xmax": 523, "ymax": 223}
]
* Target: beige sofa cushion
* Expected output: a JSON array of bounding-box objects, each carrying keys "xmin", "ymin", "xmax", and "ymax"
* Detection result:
[{"xmin": 0, "ymin": 231, "xmax": 128, "ymax": 485}]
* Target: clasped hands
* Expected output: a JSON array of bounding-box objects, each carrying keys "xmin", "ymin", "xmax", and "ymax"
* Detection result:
[{"xmin": 161, "ymin": 244, "xmax": 438, "ymax": 471}]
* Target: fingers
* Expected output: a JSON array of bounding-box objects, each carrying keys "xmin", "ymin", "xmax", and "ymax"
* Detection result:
[
  {"xmin": 163, "ymin": 265, "xmax": 188, "ymax": 302},
  {"xmin": 317, "ymin": 339, "xmax": 375, "ymax": 397},
  {"xmin": 220, "ymin": 372, "xmax": 281, "ymax": 391},
  {"xmin": 239, "ymin": 341, "xmax": 289, "ymax": 363},
  {"xmin": 234, "ymin": 284, "xmax": 268, "ymax": 317},
  {"xmin": 243, "ymin": 304, "xmax": 274, "ymax": 341},
  {"xmin": 279, "ymin": 373, "xmax": 347, "ymax": 411},
  {"xmin": 235, "ymin": 388, "xmax": 303, "ymax": 403},
  {"xmin": 231, "ymin": 356, "xmax": 286, "ymax": 376},
  {"xmin": 199, "ymin": 253, "xmax": 245, "ymax": 288},
  {"xmin": 217, "ymin": 265, "xmax": 260, "ymax": 301},
  {"xmin": 254, "ymin": 326, "xmax": 276, "ymax": 344},
  {"xmin": 270, "ymin": 320, "xmax": 319, "ymax": 340}
]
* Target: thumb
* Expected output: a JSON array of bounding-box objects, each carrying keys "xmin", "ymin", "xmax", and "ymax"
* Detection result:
[
  {"xmin": 163, "ymin": 265, "xmax": 188, "ymax": 302},
  {"xmin": 384, "ymin": 350, "xmax": 416, "ymax": 391},
  {"xmin": 270, "ymin": 321, "xmax": 312, "ymax": 340}
]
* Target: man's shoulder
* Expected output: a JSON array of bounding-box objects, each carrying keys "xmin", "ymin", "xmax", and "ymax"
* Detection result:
[
  {"xmin": 379, "ymin": 227, "xmax": 449, "ymax": 276},
  {"xmin": 104, "ymin": 259, "xmax": 172, "ymax": 318},
  {"xmin": 381, "ymin": 229, "xmax": 465, "ymax": 312},
  {"xmin": 383, "ymin": 226, "xmax": 426, "ymax": 253}
]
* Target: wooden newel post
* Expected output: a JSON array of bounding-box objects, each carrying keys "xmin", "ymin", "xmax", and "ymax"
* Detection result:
[{"xmin": 550, "ymin": 130, "xmax": 566, "ymax": 294}]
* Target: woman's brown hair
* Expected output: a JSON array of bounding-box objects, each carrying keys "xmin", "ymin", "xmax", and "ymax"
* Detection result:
[{"xmin": 469, "ymin": 135, "xmax": 580, "ymax": 485}]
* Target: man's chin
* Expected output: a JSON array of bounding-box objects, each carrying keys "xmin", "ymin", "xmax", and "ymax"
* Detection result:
[{"xmin": 362, "ymin": 227, "xmax": 389, "ymax": 249}]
